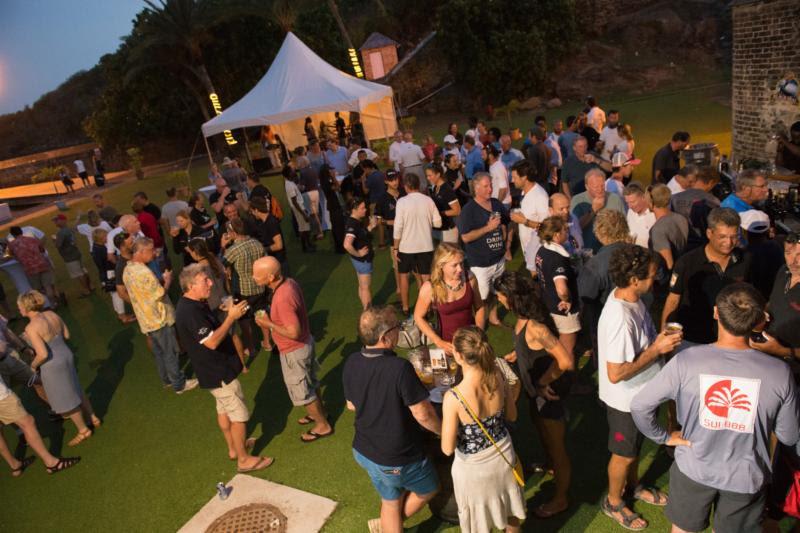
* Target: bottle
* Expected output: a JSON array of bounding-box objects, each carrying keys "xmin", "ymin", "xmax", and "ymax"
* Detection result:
[{"xmin": 216, "ymin": 482, "xmax": 229, "ymax": 500}]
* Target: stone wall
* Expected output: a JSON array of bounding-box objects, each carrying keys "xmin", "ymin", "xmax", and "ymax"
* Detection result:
[{"xmin": 732, "ymin": 0, "xmax": 800, "ymax": 162}]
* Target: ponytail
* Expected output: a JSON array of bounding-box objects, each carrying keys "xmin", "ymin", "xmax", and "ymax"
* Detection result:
[{"xmin": 452, "ymin": 326, "xmax": 498, "ymax": 395}]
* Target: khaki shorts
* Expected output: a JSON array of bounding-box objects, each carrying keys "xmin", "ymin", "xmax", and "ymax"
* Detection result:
[
  {"xmin": 280, "ymin": 342, "xmax": 320, "ymax": 406},
  {"xmin": 28, "ymin": 269, "xmax": 55, "ymax": 291},
  {"xmin": 552, "ymin": 311, "xmax": 581, "ymax": 334},
  {"xmin": 210, "ymin": 379, "xmax": 250, "ymax": 423},
  {"xmin": 0, "ymin": 391, "xmax": 28, "ymax": 425},
  {"xmin": 65, "ymin": 260, "xmax": 87, "ymax": 279},
  {"xmin": 470, "ymin": 260, "xmax": 506, "ymax": 300}
]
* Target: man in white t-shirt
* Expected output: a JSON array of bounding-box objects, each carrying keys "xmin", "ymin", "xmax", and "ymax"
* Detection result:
[
  {"xmin": 388, "ymin": 130, "xmax": 405, "ymax": 171},
  {"xmin": 597, "ymin": 110, "xmax": 623, "ymax": 160},
  {"xmin": 666, "ymin": 165, "xmax": 698, "ymax": 196},
  {"xmin": 76, "ymin": 210, "xmax": 113, "ymax": 251},
  {"xmin": 74, "ymin": 158, "xmax": 90, "ymax": 187},
  {"xmin": 622, "ymin": 182, "xmax": 656, "ymax": 248},
  {"xmin": 398, "ymin": 132, "xmax": 428, "ymax": 191},
  {"xmin": 106, "ymin": 215, "xmax": 145, "ymax": 262},
  {"xmin": 442, "ymin": 135, "xmax": 461, "ymax": 164},
  {"xmin": 392, "ymin": 173, "xmax": 442, "ymax": 315},
  {"xmin": 282, "ymin": 166, "xmax": 313, "ymax": 252},
  {"xmin": 487, "ymin": 145, "xmax": 510, "ymax": 207},
  {"xmin": 597, "ymin": 243, "xmax": 682, "ymax": 530},
  {"xmin": 509, "ymin": 160, "xmax": 549, "ymax": 274}
]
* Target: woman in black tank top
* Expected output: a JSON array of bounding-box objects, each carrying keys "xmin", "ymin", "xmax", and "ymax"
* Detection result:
[{"xmin": 494, "ymin": 271, "xmax": 575, "ymax": 519}]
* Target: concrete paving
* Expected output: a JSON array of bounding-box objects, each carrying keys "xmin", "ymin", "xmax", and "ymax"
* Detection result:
[{"xmin": 178, "ymin": 474, "xmax": 337, "ymax": 533}]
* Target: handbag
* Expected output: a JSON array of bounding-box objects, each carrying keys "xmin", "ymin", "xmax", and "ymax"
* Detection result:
[
  {"xmin": 397, "ymin": 318, "xmax": 423, "ymax": 349},
  {"xmin": 452, "ymin": 387, "xmax": 525, "ymax": 488},
  {"xmin": 783, "ymin": 453, "xmax": 800, "ymax": 519}
]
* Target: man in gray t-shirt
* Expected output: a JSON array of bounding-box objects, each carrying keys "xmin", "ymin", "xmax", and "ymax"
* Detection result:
[
  {"xmin": 631, "ymin": 283, "xmax": 799, "ymax": 533},
  {"xmin": 648, "ymin": 184, "xmax": 688, "ymax": 273}
]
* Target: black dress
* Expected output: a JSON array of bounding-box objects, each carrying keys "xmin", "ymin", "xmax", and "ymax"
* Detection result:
[{"xmin": 320, "ymin": 171, "xmax": 346, "ymax": 253}]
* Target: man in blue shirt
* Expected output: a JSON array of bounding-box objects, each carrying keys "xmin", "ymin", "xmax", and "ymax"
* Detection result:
[
  {"xmin": 721, "ymin": 169, "xmax": 768, "ymax": 213},
  {"xmin": 463, "ymin": 135, "xmax": 485, "ymax": 184},
  {"xmin": 558, "ymin": 115, "xmax": 580, "ymax": 160},
  {"xmin": 325, "ymin": 138, "xmax": 350, "ymax": 176}
]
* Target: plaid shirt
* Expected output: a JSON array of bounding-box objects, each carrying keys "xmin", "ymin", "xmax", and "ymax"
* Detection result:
[{"xmin": 223, "ymin": 237, "xmax": 265, "ymax": 297}]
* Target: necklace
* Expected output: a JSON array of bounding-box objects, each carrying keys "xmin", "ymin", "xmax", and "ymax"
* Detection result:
[{"xmin": 444, "ymin": 278, "xmax": 464, "ymax": 292}]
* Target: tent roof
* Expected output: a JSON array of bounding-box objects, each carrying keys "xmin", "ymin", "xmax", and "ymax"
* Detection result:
[
  {"xmin": 202, "ymin": 32, "xmax": 393, "ymax": 137},
  {"xmin": 359, "ymin": 32, "xmax": 399, "ymax": 51}
]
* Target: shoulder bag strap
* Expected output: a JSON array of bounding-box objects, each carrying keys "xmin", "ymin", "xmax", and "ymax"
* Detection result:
[{"xmin": 452, "ymin": 387, "xmax": 524, "ymax": 487}]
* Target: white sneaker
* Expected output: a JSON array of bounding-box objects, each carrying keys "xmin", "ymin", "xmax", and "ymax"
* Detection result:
[
  {"xmin": 176, "ymin": 378, "xmax": 199, "ymax": 394},
  {"xmin": 367, "ymin": 518, "xmax": 381, "ymax": 533}
]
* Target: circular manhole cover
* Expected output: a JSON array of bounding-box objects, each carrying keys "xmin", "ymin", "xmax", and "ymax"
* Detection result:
[{"xmin": 205, "ymin": 503, "xmax": 288, "ymax": 533}]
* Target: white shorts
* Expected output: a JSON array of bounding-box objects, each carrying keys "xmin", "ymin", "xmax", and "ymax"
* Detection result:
[
  {"xmin": 65, "ymin": 260, "xmax": 87, "ymax": 279},
  {"xmin": 551, "ymin": 312, "xmax": 581, "ymax": 334},
  {"xmin": 306, "ymin": 189, "xmax": 320, "ymax": 215},
  {"xmin": 470, "ymin": 260, "xmax": 505, "ymax": 300},
  {"xmin": 291, "ymin": 207, "xmax": 311, "ymax": 232}
]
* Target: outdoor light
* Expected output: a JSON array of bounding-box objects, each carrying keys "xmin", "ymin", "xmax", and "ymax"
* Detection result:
[
  {"xmin": 348, "ymin": 48, "xmax": 364, "ymax": 78},
  {"xmin": 209, "ymin": 93, "xmax": 238, "ymax": 145}
]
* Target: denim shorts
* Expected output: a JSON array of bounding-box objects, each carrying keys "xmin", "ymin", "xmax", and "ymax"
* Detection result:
[
  {"xmin": 353, "ymin": 449, "xmax": 439, "ymax": 501},
  {"xmin": 349, "ymin": 256, "xmax": 373, "ymax": 275}
]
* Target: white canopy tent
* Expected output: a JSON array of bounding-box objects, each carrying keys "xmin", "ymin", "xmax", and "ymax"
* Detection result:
[{"xmin": 201, "ymin": 32, "xmax": 397, "ymax": 151}]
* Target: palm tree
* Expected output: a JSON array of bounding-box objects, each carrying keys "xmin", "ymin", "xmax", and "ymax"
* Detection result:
[{"xmin": 125, "ymin": 0, "xmax": 225, "ymax": 119}]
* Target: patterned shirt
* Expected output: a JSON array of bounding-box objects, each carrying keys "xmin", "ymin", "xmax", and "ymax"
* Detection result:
[
  {"xmin": 223, "ymin": 237, "xmax": 265, "ymax": 297},
  {"xmin": 123, "ymin": 261, "xmax": 175, "ymax": 334},
  {"xmin": 8, "ymin": 235, "xmax": 51, "ymax": 275}
]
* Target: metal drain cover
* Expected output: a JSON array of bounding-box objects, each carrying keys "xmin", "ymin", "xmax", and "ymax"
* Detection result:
[{"xmin": 205, "ymin": 503, "xmax": 288, "ymax": 533}]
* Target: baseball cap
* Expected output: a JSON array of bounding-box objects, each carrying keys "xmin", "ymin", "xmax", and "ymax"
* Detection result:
[
  {"xmin": 739, "ymin": 209, "xmax": 770, "ymax": 234},
  {"xmin": 443, "ymin": 134, "xmax": 457, "ymax": 144},
  {"xmin": 385, "ymin": 170, "xmax": 399, "ymax": 181},
  {"xmin": 611, "ymin": 152, "xmax": 642, "ymax": 168},
  {"xmin": 52, "ymin": 214, "xmax": 67, "ymax": 222}
]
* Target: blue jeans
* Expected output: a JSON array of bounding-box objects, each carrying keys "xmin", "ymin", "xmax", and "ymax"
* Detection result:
[
  {"xmin": 147, "ymin": 325, "xmax": 186, "ymax": 391},
  {"xmin": 353, "ymin": 449, "xmax": 438, "ymax": 501}
]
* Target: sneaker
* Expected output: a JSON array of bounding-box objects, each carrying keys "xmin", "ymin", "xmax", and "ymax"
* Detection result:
[
  {"xmin": 175, "ymin": 378, "xmax": 199, "ymax": 394},
  {"xmin": 367, "ymin": 518, "xmax": 382, "ymax": 533}
]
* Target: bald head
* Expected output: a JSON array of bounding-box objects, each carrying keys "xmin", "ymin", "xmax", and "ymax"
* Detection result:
[
  {"xmin": 215, "ymin": 178, "xmax": 227, "ymax": 190},
  {"xmin": 252, "ymin": 256, "xmax": 282, "ymax": 288},
  {"xmin": 118, "ymin": 214, "xmax": 140, "ymax": 234}
]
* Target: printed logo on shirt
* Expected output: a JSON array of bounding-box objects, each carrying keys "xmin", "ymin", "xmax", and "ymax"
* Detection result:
[
  {"xmin": 669, "ymin": 273, "xmax": 678, "ymax": 289},
  {"xmin": 698, "ymin": 374, "xmax": 760, "ymax": 434}
]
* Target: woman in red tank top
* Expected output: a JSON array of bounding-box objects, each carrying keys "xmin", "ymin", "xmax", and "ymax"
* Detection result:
[{"xmin": 413, "ymin": 243, "xmax": 484, "ymax": 353}]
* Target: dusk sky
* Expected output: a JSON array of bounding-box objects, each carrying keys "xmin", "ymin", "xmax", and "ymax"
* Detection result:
[{"xmin": 0, "ymin": 0, "xmax": 144, "ymax": 115}]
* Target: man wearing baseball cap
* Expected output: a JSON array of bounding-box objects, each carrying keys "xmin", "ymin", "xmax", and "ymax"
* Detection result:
[
  {"xmin": 605, "ymin": 152, "xmax": 641, "ymax": 197},
  {"xmin": 741, "ymin": 209, "xmax": 783, "ymax": 298},
  {"xmin": 442, "ymin": 135, "xmax": 461, "ymax": 164},
  {"xmin": 52, "ymin": 214, "xmax": 93, "ymax": 299}
]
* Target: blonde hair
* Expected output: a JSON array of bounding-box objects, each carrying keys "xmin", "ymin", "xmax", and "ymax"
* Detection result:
[
  {"xmin": 430, "ymin": 243, "xmax": 465, "ymax": 304},
  {"xmin": 538, "ymin": 216, "xmax": 566, "ymax": 243},
  {"xmin": 92, "ymin": 227, "xmax": 108, "ymax": 244},
  {"xmin": 17, "ymin": 290, "xmax": 47, "ymax": 313},
  {"xmin": 619, "ymin": 123, "xmax": 634, "ymax": 141},
  {"xmin": 453, "ymin": 326, "xmax": 498, "ymax": 395},
  {"xmin": 594, "ymin": 209, "xmax": 632, "ymax": 246},
  {"xmin": 647, "ymin": 184, "xmax": 671, "ymax": 209}
]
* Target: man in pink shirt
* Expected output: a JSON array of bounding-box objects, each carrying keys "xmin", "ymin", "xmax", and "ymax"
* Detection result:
[{"xmin": 252, "ymin": 257, "xmax": 333, "ymax": 442}]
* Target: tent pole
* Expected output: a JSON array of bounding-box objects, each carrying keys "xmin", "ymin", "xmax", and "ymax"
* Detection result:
[
  {"xmin": 242, "ymin": 129, "xmax": 254, "ymax": 173},
  {"xmin": 379, "ymin": 97, "xmax": 389, "ymax": 140},
  {"xmin": 203, "ymin": 134, "xmax": 213, "ymax": 166}
]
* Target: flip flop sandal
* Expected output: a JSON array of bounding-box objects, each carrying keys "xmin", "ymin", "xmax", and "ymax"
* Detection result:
[
  {"xmin": 67, "ymin": 428, "xmax": 92, "ymax": 447},
  {"xmin": 633, "ymin": 485, "xmax": 669, "ymax": 506},
  {"xmin": 533, "ymin": 502, "xmax": 568, "ymax": 519},
  {"xmin": 11, "ymin": 456, "xmax": 35, "ymax": 477},
  {"xmin": 300, "ymin": 429, "xmax": 334, "ymax": 443},
  {"xmin": 601, "ymin": 496, "xmax": 648, "ymax": 531},
  {"xmin": 228, "ymin": 438, "xmax": 257, "ymax": 461},
  {"xmin": 47, "ymin": 456, "xmax": 81, "ymax": 474},
  {"xmin": 237, "ymin": 456, "xmax": 274, "ymax": 473},
  {"xmin": 297, "ymin": 416, "xmax": 315, "ymax": 426}
]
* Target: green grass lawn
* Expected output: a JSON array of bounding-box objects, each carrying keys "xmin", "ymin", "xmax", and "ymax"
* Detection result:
[{"xmin": 0, "ymin": 83, "xmax": 756, "ymax": 533}]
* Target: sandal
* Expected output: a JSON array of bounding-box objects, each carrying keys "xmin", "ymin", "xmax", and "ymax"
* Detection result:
[
  {"xmin": 47, "ymin": 456, "xmax": 81, "ymax": 474},
  {"xmin": 11, "ymin": 456, "xmax": 35, "ymax": 477},
  {"xmin": 300, "ymin": 429, "xmax": 334, "ymax": 443},
  {"xmin": 297, "ymin": 416, "xmax": 315, "ymax": 426},
  {"xmin": 91, "ymin": 415, "xmax": 102, "ymax": 428},
  {"xmin": 237, "ymin": 456, "xmax": 274, "ymax": 473},
  {"xmin": 632, "ymin": 485, "xmax": 668, "ymax": 506},
  {"xmin": 601, "ymin": 496, "xmax": 648, "ymax": 531},
  {"xmin": 533, "ymin": 502, "xmax": 568, "ymax": 519},
  {"xmin": 68, "ymin": 428, "xmax": 92, "ymax": 447}
]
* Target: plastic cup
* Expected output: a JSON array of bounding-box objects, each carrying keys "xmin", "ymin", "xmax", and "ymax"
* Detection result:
[{"xmin": 665, "ymin": 322, "xmax": 683, "ymax": 335}]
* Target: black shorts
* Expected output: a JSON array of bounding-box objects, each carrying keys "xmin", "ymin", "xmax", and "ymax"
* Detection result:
[
  {"xmin": 665, "ymin": 462, "xmax": 765, "ymax": 532},
  {"xmin": 78, "ymin": 171, "xmax": 88, "ymax": 180},
  {"xmin": 235, "ymin": 292, "xmax": 267, "ymax": 320},
  {"xmin": 606, "ymin": 405, "xmax": 643, "ymax": 458},
  {"xmin": 397, "ymin": 251, "xmax": 433, "ymax": 275}
]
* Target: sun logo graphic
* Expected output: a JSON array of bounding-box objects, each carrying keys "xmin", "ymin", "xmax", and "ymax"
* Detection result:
[{"xmin": 698, "ymin": 375, "xmax": 760, "ymax": 434}]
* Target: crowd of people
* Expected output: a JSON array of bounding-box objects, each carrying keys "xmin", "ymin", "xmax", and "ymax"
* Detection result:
[{"xmin": 1, "ymin": 101, "xmax": 800, "ymax": 533}]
